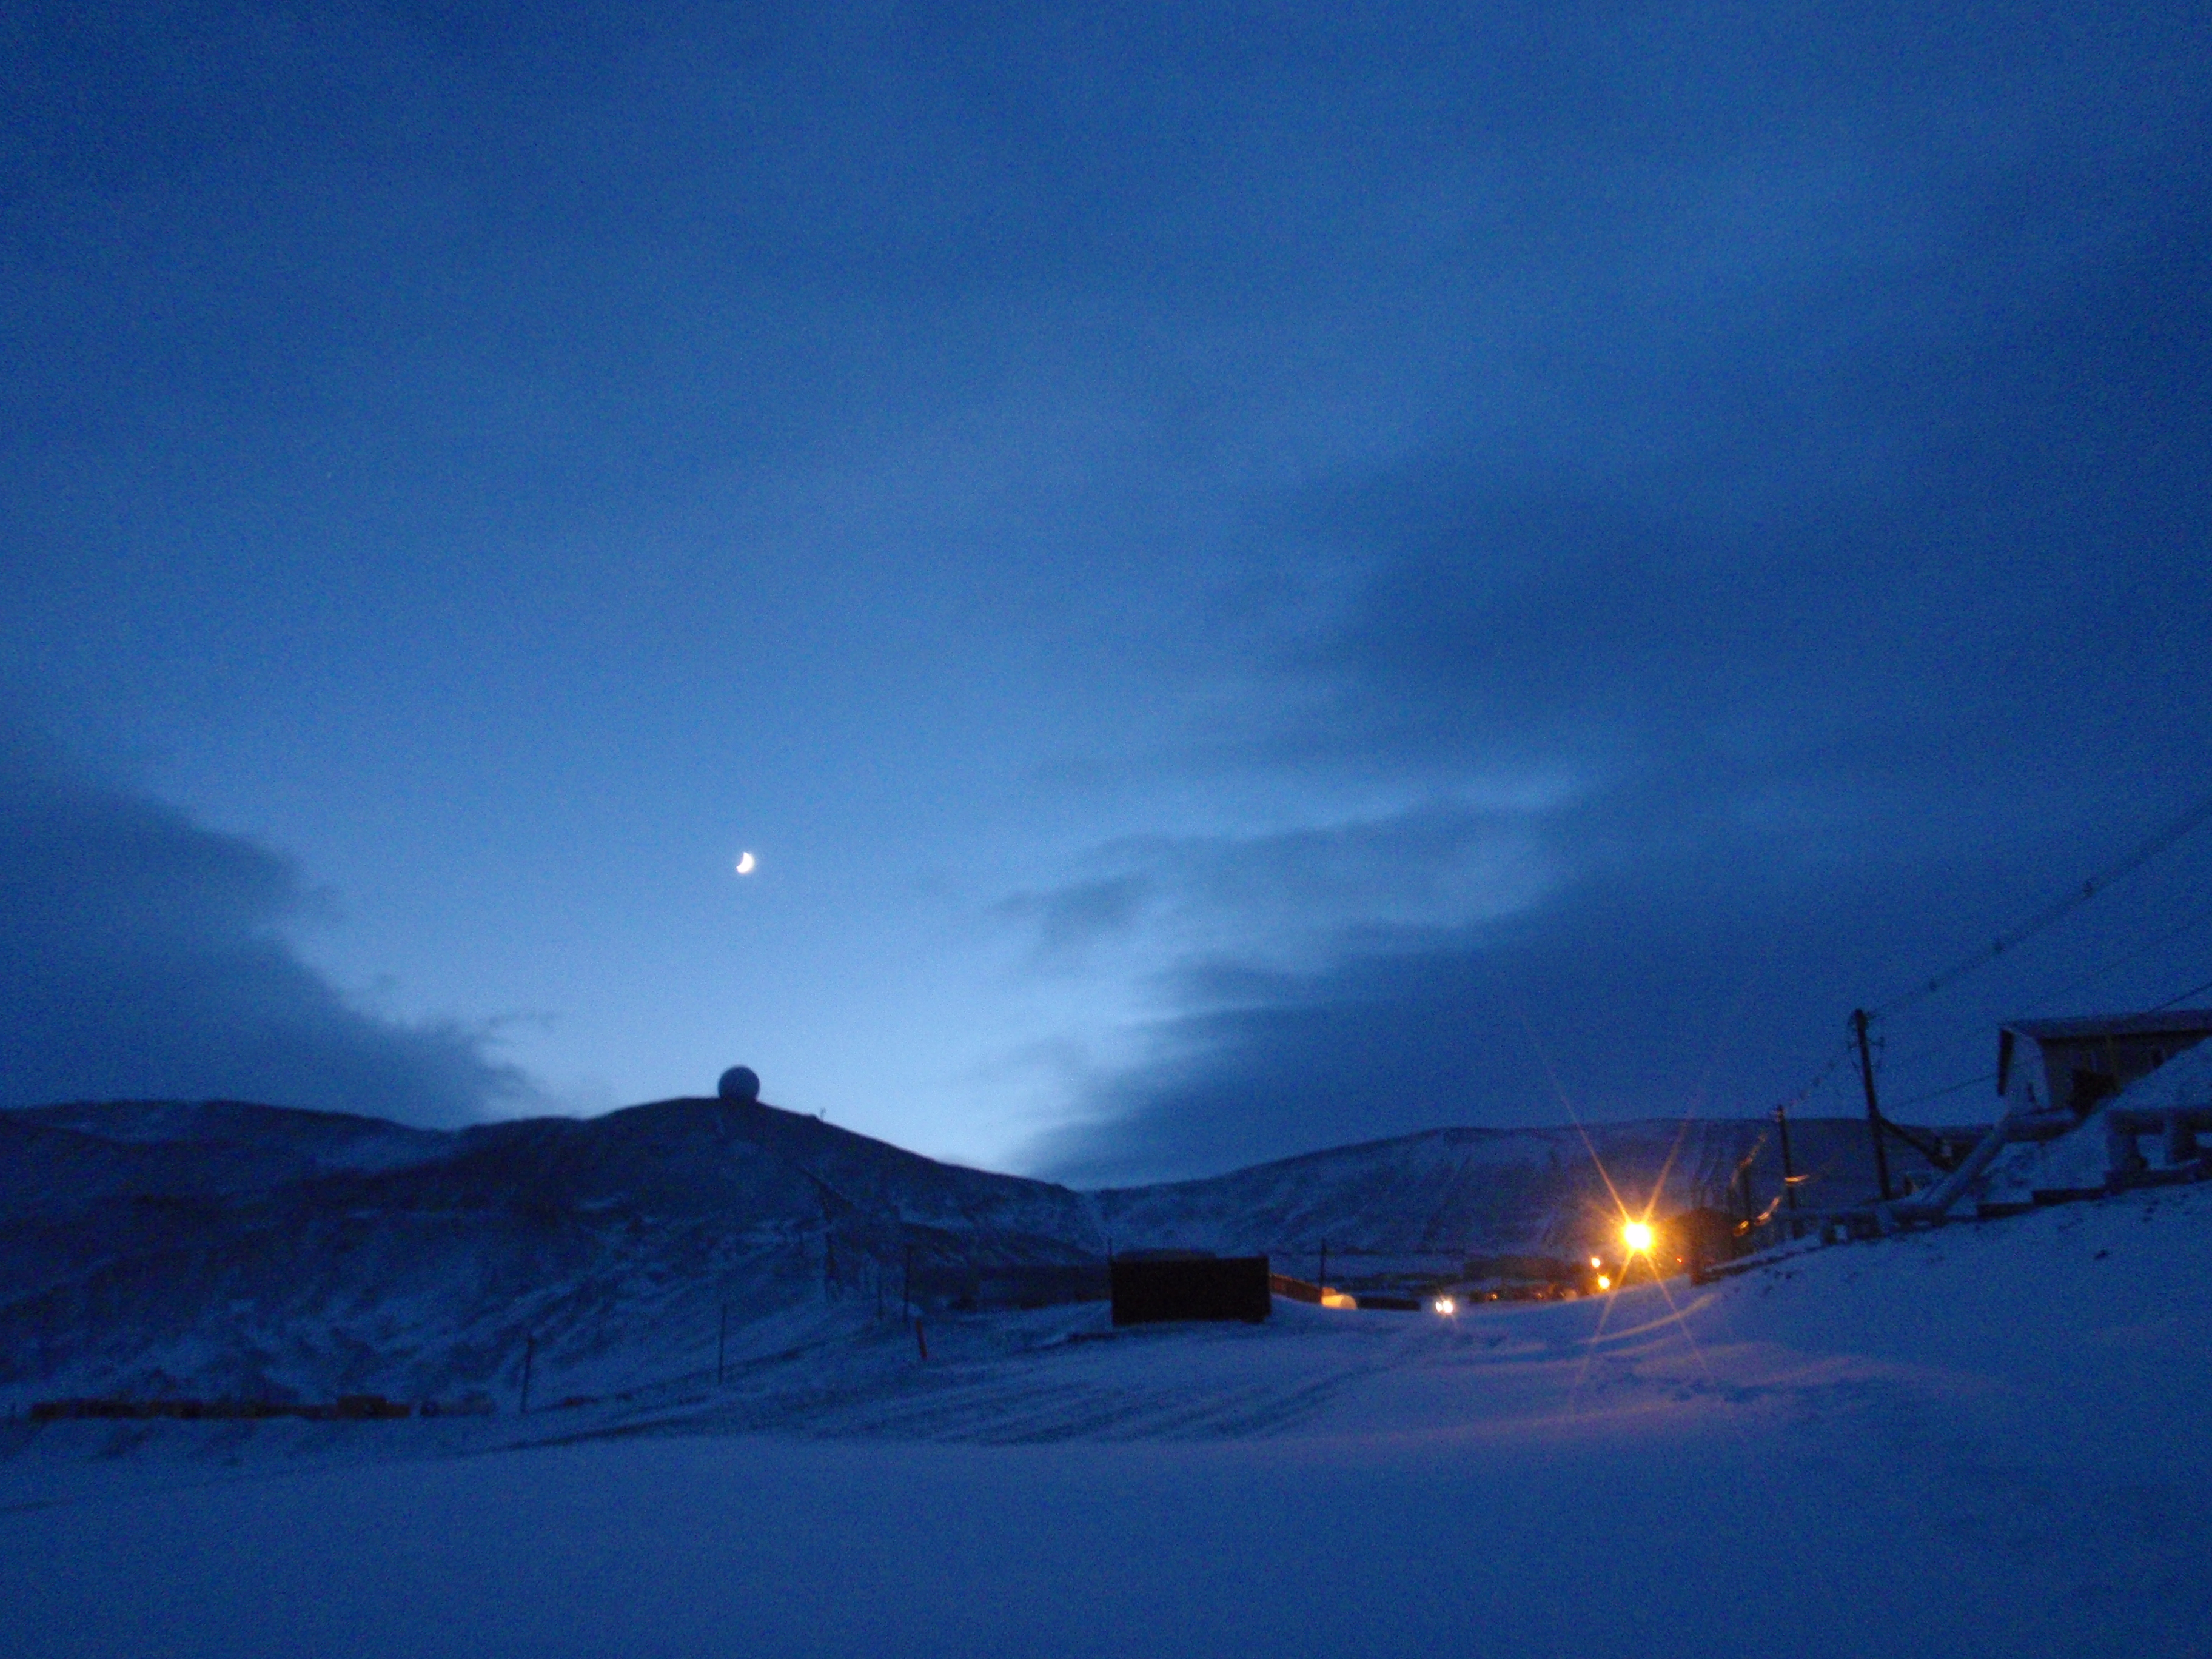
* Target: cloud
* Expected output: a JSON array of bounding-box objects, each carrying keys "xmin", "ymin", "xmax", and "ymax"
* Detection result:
[
  {"xmin": 1036, "ymin": 794, "xmax": 2212, "ymax": 1185},
  {"xmin": 997, "ymin": 797, "xmax": 1563, "ymax": 974},
  {"xmin": 1027, "ymin": 79, "xmax": 2212, "ymax": 1184},
  {"xmin": 0, "ymin": 728, "xmax": 529, "ymax": 1124},
  {"xmin": 995, "ymin": 874, "xmax": 1155, "ymax": 970}
]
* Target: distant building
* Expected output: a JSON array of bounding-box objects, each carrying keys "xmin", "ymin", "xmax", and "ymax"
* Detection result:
[
  {"xmin": 1996, "ymin": 1010, "xmax": 2212, "ymax": 1118},
  {"xmin": 1110, "ymin": 1254, "xmax": 1271, "ymax": 1326},
  {"xmin": 971, "ymin": 1263, "xmax": 1110, "ymax": 1310},
  {"xmin": 1658, "ymin": 1206, "xmax": 1743, "ymax": 1282}
]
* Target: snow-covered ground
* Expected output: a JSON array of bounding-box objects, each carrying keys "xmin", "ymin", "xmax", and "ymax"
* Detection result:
[
  {"xmin": 2, "ymin": 1099, "xmax": 1957, "ymax": 1409},
  {"xmin": 5, "ymin": 1182, "xmax": 2207, "ymax": 1658}
]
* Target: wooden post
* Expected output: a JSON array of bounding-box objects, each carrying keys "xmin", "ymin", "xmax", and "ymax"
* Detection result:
[
  {"xmin": 1854, "ymin": 1008, "xmax": 1894, "ymax": 1202},
  {"xmin": 1775, "ymin": 1103, "xmax": 1801, "ymax": 1238}
]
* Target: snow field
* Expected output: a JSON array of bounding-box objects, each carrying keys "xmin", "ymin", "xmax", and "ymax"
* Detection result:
[{"xmin": 4, "ymin": 1185, "xmax": 2207, "ymax": 1658}]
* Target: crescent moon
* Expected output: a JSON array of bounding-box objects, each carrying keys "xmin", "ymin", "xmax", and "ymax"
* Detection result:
[{"xmin": 735, "ymin": 851, "xmax": 756, "ymax": 875}]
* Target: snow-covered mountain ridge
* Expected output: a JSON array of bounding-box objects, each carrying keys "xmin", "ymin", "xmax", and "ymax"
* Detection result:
[
  {"xmin": 0, "ymin": 1094, "xmax": 1955, "ymax": 1406},
  {"xmin": 1090, "ymin": 1113, "xmax": 1948, "ymax": 1262},
  {"xmin": 6, "ymin": 1170, "xmax": 2206, "ymax": 1658}
]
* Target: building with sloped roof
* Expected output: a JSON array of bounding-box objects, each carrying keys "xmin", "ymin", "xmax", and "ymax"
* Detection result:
[{"xmin": 1997, "ymin": 1009, "xmax": 2212, "ymax": 1118}]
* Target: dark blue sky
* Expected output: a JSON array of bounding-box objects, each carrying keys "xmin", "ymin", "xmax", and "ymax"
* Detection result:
[{"xmin": 5, "ymin": 3, "xmax": 2210, "ymax": 1180}]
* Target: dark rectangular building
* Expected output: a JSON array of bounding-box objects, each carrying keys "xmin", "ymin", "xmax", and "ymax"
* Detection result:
[{"xmin": 1110, "ymin": 1254, "xmax": 1272, "ymax": 1326}]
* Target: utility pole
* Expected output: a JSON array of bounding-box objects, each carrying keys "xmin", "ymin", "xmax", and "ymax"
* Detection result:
[
  {"xmin": 1774, "ymin": 1104, "xmax": 1798, "ymax": 1210},
  {"xmin": 1775, "ymin": 1103, "xmax": 1800, "ymax": 1238},
  {"xmin": 1854, "ymin": 1008, "xmax": 1894, "ymax": 1202}
]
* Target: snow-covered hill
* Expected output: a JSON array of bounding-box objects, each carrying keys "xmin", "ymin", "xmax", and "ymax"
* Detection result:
[
  {"xmin": 0, "ymin": 1095, "xmax": 1959, "ymax": 1407},
  {"xmin": 0, "ymin": 1096, "xmax": 1100, "ymax": 1409},
  {"xmin": 1094, "ymin": 1113, "xmax": 1946, "ymax": 1270},
  {"xmin": 3, "ymin": 1178, "xmax": 2205, "ymax": 1658}
]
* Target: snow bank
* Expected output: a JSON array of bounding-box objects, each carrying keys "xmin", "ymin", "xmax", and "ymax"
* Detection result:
[
  {"xmin": 1977, "ymin": 1034, "xmax": 2212, "ymax": 1203},
  {"xmin": 5, "ymin": 1183, "xmax": 2208, "ymax": 1658}
]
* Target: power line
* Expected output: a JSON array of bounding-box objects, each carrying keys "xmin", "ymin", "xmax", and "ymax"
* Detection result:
[
  {"xmin": 1878, "ymin": 886, "xmax": 2212, "ymax": 1072},
  {"xmin": 1868, "ymin": 788, "xmax": 2212, "ymax": 1021},
  {"xmin": 1883, "ymin": 1070, "xmax": 1997, "ymax": 1114},
  {"xmin": 1769, "ymin": 1037, "xmax": 1855, "ymax": 1117},
  {"xmin": 1887, "ymin": 968, "xmax": 2212, "ymax": 1119},
  {"xmin": 2149, "ymin": 971, "xmax": 2212, "ymax": 1012},
  {"xmin": 1868, "ymin": 964, "xmax": 2211, "ymax": 1125},
  {"xmin": 1768, "ymin": 788, "xmax": 2212, "ymax": 1119},
  {"xmin": 2022, "ymin": 891, "xmax": 2212, "ymax": 1016}
]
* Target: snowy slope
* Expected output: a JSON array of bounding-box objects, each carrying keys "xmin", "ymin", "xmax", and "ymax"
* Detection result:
[
  {"xmin": 0, "ymin": 1096, "xmax": 1103, "ymax": 1409},
  {"xmin": 0, "ymin": 1098, "xmax": 1963, "ymax": 1406},
  {"xmin": 0, "ymin": 1100, "xmax": 447, "ymax": 1218},
  {"xmin": 1094, "ymin": 1113, "xmax": 1952, "ymax": 1268},
  {"xmin": 2, "ymin": 1182, "xmax": 2205, "ymax": 1658}
]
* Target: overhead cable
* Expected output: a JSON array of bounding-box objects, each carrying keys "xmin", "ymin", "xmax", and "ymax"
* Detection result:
[
  {"xmin": 1769, "ymin": 786, "xmax": 2212, "ymax": 1118},
  {"xmin": 2150, "ymin": 970, "xmax": 2212, "ymax": 1012},
  {"xmin": 1880, "ymin": 887, "xmax": 2212, "ymax": 1071},
  {"xmin": 1882, "ymin": 1071, "xmax": 1997, "ymax": 1114},
  {"xmin": 1869, "ymin": 786, "xmax": 2212, "ymax": 1021}
]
